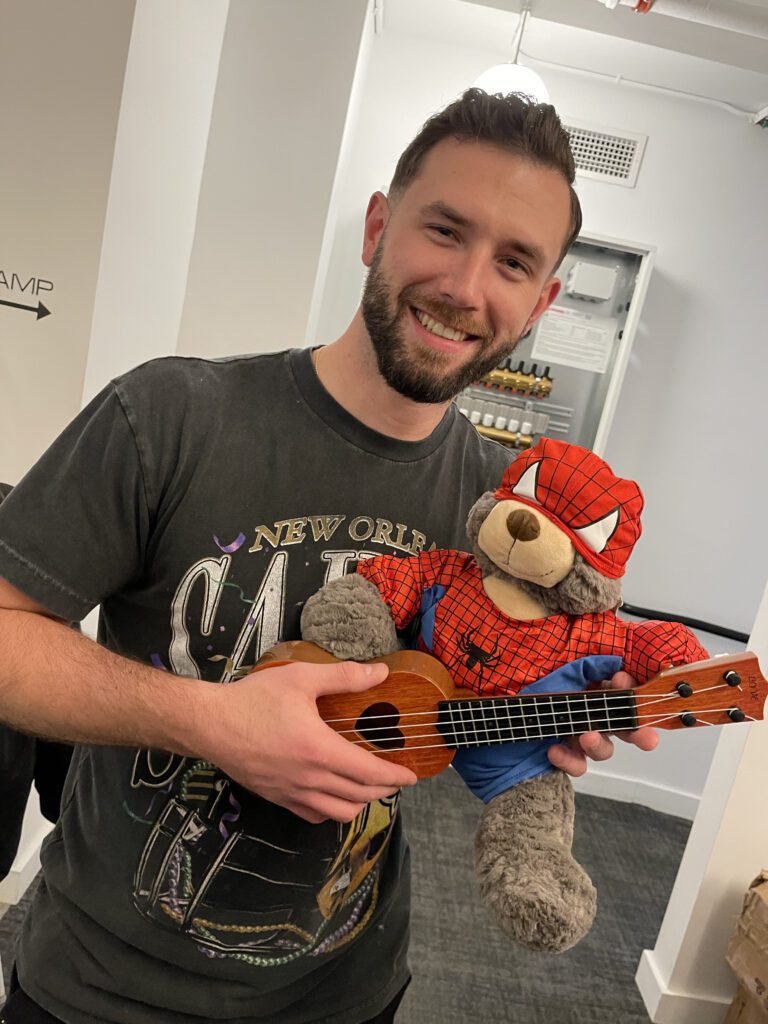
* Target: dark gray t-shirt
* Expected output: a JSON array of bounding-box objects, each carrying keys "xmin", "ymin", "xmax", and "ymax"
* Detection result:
[{"xmin": 0, "ymin": 348, "xmax": 511, "ymax": 1023}]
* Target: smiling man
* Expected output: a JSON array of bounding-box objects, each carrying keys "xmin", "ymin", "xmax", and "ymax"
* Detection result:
[
  {"xmin": 0, "ymin": 90, "xmax": 654, "ymax": 1024},
  {"xmin": 363, "ymin": 141, "xmax": 572, "ymax": 402},
  {"xmin": 313, "ymin": 97, "xmax": 580, "ymax": 442}
]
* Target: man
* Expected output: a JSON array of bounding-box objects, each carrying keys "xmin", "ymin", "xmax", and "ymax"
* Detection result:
[
  {"xmin": 0, "ymin": 484, "xmax": 74, "ymax": 884},
  {"xmin": 0, "ymin": 90, "xmax": 656, "ymax": 1023}
]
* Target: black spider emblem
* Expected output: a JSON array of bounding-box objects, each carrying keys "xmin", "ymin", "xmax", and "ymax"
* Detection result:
[{"xmin": 449, "ymin": 628, "xmax": 503, "ymax": 682}]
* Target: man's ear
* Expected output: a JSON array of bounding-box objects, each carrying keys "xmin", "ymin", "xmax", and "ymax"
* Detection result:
[
  {"xmin": 524, "ymin": 276, "xmax": 562, "ymax": 333},
  {"xmin": 362, "ymin": 191, "xmax": 390, "ymax": 267}
]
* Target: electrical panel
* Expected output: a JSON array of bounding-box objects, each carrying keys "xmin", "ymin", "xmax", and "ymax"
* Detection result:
[{"xmin": 457, "ymin": 233, "xmax": 655, "ymax": 456}]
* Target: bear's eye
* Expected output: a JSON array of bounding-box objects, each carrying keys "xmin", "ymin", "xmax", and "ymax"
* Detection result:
[
  {"xmin": 572, "ymin": 507, "xmax": 620, "ymax": 554},
  {"xmin": 511, "ymin": 461, "xmax": 541, "ymax": 504}
]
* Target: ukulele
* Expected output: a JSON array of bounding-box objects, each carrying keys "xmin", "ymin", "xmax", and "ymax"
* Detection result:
[{"xmin": 252, "ymin": 641, "xmax": 767, "ymax": 778}]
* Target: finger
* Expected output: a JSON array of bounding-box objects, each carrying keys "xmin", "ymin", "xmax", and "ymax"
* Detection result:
[
  {"xmin": 578, "ymin": 730, "xmax": 615, "ymax": 762},
  {"xmin": 616, "ymin": 725, "xmax": 659, "ymax": 751},
  {"xmin": 309, "ymin": 772, "xmax": 404, "ymax": 805},
  {"xmin": 294, "ymin": 792, "xmax": 369, "ymax": 823},
  {"xmin": 281, "ymin": 800, "xmax": 328, "ymax": 825},
  {"xmin": 547, "ymin": 742, "xmax": 587, "ymax": 778},
  {"xmin": 309, "ymin": 723, "xmax": 418, "ymax": 789},
  {"xmin": 607, "ymin": 670, "xmax": 635, "ymax": 690},
  {"xmin": 308, "ymin": 660, "xmax": 390, "ymax": 697}
]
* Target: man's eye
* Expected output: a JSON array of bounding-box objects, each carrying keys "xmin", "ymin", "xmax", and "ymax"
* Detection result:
[
  {"xmin": 501, "ymin": 257, "xmax": 526, "ymax": 273},
  {"xmin": 428, "ymin": 225, "xmax": 456, "ymax": 240}
]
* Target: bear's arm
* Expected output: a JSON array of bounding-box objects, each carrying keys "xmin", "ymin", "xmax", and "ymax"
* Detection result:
[
  {"xmin": 357, "ymin": 550, "xmax": 474, "ymax": 630},
  {"xmin": 625, "ymin": 619, "xmax": 710, "ymax": 684}
]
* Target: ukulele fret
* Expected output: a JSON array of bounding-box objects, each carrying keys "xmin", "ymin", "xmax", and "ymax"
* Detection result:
[{"xmin": 437, "ymin": 690, "xmax": 639, "ymax": 747}]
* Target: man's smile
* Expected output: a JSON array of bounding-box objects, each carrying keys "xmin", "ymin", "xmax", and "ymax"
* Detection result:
[{"xmin": 408, "ymin": 305, "xmax": 486, "ymax": 355}]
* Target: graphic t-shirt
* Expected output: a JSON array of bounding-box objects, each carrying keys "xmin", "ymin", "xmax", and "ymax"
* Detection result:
[{"xmin": 0, "ymin": 348, "xmax": 511, "ymax": 1024}]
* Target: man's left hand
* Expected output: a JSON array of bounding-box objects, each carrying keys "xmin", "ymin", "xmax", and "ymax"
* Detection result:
[{"xmin": 547, "ymin": 670, "xmax": 659, "ymax": 777}]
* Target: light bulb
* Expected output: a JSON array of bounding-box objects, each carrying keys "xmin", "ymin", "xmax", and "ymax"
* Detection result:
[{"xmin": 472, "ymin": 63, "xmax": 549, "ymax": 103}]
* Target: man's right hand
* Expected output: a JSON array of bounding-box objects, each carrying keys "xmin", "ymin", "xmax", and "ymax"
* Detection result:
[{"xmin": 195, "ymin": 660, "xmax": 417, "ymax": 824}]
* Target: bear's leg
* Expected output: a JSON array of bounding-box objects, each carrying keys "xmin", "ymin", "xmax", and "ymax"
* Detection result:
[{"xmin": 474, "ymin": 770, "xmax": 596, "ymax": 953}]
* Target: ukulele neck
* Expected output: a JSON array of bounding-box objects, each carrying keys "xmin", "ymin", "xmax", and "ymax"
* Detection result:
[{"xmin": 437, "ymin": 689, "xmax": 638, "ymax": 747}]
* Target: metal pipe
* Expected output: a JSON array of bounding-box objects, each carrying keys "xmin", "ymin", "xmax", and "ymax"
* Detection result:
[{"xmin": 610, "ymin": 0, "xmax": 768, "ymax": 39}]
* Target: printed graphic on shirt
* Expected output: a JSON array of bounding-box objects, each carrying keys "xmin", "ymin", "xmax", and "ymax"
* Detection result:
[{"xmin": 125, "ymin": 513, "xmax": 436, "ymax": 966}]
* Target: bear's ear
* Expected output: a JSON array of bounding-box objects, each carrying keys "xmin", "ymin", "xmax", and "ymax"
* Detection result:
[{"xmin": 465, "ymin": 491, "xmax": 498, "ymax": 548}]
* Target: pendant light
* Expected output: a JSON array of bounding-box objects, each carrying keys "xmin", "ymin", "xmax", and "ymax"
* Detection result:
[{"xmin": 472, "ymin": 2, "xmax": 549, "ymax": 102}]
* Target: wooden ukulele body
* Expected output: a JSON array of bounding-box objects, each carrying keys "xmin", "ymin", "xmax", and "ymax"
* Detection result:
[{"xmin": 255, "ymin": 640, "xmax": 474, "ymax": 776}]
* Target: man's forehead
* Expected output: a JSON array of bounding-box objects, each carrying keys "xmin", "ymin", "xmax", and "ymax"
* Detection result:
[
  {"xmin": 412, "ymin": 136, "xmax": 541, "ymax": 184},
  {"xmin": 398, "ymin": 138, "xmax": 571, "ymax": 268}
]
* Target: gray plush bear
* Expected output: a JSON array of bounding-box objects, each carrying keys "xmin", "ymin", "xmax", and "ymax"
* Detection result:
[{"xmin": 301, "ymin": 439, "xmax": 708, "ymax": 952}]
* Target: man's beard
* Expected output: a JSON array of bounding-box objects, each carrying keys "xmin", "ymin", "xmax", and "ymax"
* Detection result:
[{"xmin": 361, "ymin": 244, "xmax": 523, "ymax": 404}]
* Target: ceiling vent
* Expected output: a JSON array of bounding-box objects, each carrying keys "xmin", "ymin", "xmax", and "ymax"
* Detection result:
[{"xmin": 563, "ymin": 120, "xmax": 647, "ymax": 188}]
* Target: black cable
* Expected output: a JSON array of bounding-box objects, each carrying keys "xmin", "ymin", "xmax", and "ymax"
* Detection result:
[{"xmin": 620, "ymin": 603, "xmax": 749, "ymax": 645}]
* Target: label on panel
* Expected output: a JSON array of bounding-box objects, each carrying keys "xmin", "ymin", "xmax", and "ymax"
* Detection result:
[{"xmin": 531, "ymin": 305, "xmax": 617, "ymax": 374}]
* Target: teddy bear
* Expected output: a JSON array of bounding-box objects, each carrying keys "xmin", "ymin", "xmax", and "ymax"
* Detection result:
[{"xmin": 300, "ymin": 437, "xmax": 709, "ymax": 953}]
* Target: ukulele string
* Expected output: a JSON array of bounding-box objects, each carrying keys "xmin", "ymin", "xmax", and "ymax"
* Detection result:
[
  {"xmin": 357, "ymin": 714, "xmax": 759, "ymax": 755},
  {"xmin": 332, "ymin": 705, "xmax": 757, "ymax": 744},
  {"xmin": 321, "ymin": 683, "xmax": 742, "ymax": 727}
]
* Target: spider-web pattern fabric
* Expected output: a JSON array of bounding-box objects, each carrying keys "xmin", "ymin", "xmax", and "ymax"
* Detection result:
[
  {"xmin": 495, "ymin": 438, "xmax": 643, "ymax": 580},
  {"xmin": 357, "ymin": 551, "xmax": 708, "ymax": 695}
]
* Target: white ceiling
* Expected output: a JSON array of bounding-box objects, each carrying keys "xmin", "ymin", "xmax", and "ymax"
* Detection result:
[{"xmin": 383, "ymin": 0, "xmax": 768, "ymax": 115}]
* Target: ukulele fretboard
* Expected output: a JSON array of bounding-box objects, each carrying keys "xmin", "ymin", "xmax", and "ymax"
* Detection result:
[{"xmin": 436, "ymin": 689, "xmax": 638, "ymax": 746}]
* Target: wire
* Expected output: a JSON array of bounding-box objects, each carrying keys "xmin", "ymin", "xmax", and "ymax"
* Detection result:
[
  {"xmin": 511, "ymin": 2, "xmax": 531, "ymax": 64},
  {"xmin": 620, "ymin": 603, "xmax": 748, "ymax": 644},
  {"xmin": 518, "ymin": 48, "xmax": 759, "ymax": 120}
]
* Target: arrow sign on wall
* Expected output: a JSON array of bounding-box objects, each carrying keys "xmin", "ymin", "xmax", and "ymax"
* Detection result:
[{"xmin": 0, "ymin": 297, "xmax": 51, "ymax": 320}]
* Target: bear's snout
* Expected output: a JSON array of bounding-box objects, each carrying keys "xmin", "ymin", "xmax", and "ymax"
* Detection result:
[{"xmin": 506, "ymin": 508, "xmax": 540, "ymax": 542}]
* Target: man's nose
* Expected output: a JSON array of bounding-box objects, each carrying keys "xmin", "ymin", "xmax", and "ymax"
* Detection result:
[
  {"xmin": 506, "ymin": 509, "xmax": 540, "ymax": 542},
  {"xmin": 438, "ymin": 251, "xmax": 485, "ymax": 310}
]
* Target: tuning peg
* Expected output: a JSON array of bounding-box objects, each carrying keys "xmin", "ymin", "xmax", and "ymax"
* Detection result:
[
  {"xmin": 676, "ymin": 682, "xmax": 693, "ymax": 697},
  {"xmin": 680, "ymin": 712, "xmax": 697, "ymax": 727},
  {"xmin": 724, "ymin": 670, "xmax": 741, "ymax": 687},
  {"xmin": 727, "ymin": 708, "xmax": 746, "ymax": 722}
]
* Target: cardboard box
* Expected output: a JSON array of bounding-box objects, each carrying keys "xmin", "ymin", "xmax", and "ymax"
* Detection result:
[
  {"xmin": 724, "ymin": 984, "xmax": 768, "ymax": 1024},
  {"xmin": 726, "ymin": 871, "xmax": 768, "ymax": 1020}
]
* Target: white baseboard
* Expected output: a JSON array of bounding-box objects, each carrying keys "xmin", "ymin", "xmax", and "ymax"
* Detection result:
[
  {"xmin": 636, "ymin": 949, "xmax": 734, "ymax": 1023},
  {"xmin": 572, "ymin": 768, "xmax": 699, "ymax": 821}
]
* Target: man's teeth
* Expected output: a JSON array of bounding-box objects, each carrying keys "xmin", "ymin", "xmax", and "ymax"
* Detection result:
[{"xmin": 415, "ymin": 308, "xmax": 470, "ymax": 342}]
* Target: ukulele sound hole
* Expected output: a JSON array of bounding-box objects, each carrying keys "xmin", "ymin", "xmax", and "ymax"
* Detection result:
[{"xmin": 355, "ymin": 701, "xmax": 405, "ymax": 751}]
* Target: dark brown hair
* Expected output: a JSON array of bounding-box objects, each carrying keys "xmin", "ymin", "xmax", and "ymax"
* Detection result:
[{"xmin": 389, "ymin": 88, "xmax": 581, "ymax": 267}]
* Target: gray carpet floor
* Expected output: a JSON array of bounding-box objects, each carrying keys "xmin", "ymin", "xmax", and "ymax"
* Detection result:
[
  {"xmin": 399, "ymin": 770, "xmax": 689, "ymax": 1024},
  {"xmin": 1, "ymin": 772, "xmax": 689, "ymax": 1022}
]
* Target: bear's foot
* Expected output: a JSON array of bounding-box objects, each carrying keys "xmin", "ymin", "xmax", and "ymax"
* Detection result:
[{"xmin": 474, "ymin": 771, "xmax": 596, "ymax": 953}]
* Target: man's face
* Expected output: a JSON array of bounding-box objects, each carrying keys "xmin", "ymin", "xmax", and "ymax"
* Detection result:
[{"xmin": 361, "ymin": 138, "xmax": 572, "ymax": 403}]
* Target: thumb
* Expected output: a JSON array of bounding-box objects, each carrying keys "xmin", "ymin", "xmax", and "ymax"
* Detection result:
[{"xmin": 306, "ymin": 659, "xmax": 389, "ymax": 697}]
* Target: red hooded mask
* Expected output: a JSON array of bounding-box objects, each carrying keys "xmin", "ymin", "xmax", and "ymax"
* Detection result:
[{"xmin": 494, "ymin": 438, "xmax": 643, "ymax": 580}]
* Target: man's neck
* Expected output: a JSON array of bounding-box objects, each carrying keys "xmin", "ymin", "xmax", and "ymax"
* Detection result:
[{"xmin": 312, "ymin": 314, "xmax": 452, "ymax": 442}]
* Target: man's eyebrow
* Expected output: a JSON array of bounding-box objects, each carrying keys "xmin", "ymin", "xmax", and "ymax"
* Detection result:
[
  {"xmin": 420, "ymin": 201, "xmax": 471, "ymax": 228},
  {"xmin": 419, "ymin": 201, "xmax": 546, "ymax": 267}
]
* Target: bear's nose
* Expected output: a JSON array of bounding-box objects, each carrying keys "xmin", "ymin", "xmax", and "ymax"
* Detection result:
[{"xmin": 506, "ymin": 509, "xmax": 540, "ymax": 542}]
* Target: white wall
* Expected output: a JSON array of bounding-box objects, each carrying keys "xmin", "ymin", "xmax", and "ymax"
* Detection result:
[
  {"xmin": 81, "ymin": 0, "xmax": 230, "ymax": 403},
  {"xmin": 309, "ymin": 3, "xmax": 768, "ymax": 811},
  {"xmin": 177, "ymin": 0, "xmax": 372, "ymax": 359},
  {"xmin": 0, "ymin": 0, "xmax": 135, "ymax": 483}
]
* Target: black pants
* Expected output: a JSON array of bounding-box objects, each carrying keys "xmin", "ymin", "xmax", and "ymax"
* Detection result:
[{"xmin": 0, "ymin": 972, "xmax": 409, "ymax": 1024}]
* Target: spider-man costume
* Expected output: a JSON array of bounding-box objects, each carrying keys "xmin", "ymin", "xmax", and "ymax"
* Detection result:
[
  {"xmin": 357, "ymin": 548, "xmax": 707, "ymax": 695},
  {"xmin": 356, "ymin": 439, "xmax": 709, "ymax": 798}
]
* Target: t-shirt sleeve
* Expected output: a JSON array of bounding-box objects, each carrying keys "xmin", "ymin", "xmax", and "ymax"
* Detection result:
[
  {"xmin": 0, "ymin": 383, "xmax": 151, "ymax": 621},
  {"xmin": 626, "ymin": 620, "xmax": 710, "ymax": 683},
  {"xmin": 357, "ymin": 550, "xmax": 471, "ymax": 630}
]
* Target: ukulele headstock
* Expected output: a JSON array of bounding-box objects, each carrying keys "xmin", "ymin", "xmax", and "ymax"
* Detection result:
[{"xmin": 637, "ymin": 652, "xmax": 766, "ymax": 731}]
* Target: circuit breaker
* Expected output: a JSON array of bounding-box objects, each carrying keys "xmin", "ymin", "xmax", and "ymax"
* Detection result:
[{"xmin": 457, "ymin": 232, "xmax": 655, "ymax": 456}]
